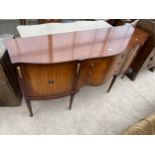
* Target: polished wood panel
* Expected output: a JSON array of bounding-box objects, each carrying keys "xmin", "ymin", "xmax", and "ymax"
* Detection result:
[
  {"xmin": 19, "ymin": 62, "xmax": 77, "ymax": 97},
  {"xmin": 77, "ymin": 56, "xmax": 118, "ymax": 89},
  {"xmin": 5, "ymin": 25, "xmax": 148, "ymax": 65}
]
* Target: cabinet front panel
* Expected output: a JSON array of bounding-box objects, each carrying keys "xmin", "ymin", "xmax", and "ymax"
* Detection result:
[{"xmin": 20, "ymin": 62, "xmax": 77, "ymax": 97}]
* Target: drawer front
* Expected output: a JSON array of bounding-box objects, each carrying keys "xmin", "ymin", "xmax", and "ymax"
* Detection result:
[
  {"xmin": 77, "ymin": 57, "xmax": 117, "ymax": 88},
  {"xmin": 20, "ymin": 62, "xmax": 77, "ymax": 97}
]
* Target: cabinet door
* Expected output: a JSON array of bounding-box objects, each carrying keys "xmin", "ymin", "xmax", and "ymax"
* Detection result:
[{"xmin": 19, "ymin": 62, "xmax": 77, "ymax": 97}]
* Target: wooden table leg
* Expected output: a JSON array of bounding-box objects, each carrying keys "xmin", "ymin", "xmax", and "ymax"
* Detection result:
[
  {"xmin": 69, "ymin": 93, "xmax": 75, "ymax": 110},
  {"xmin": 107, "ymin": 75, "xmax": 117, "ymax": 93},
  {"xmin": 25, "ymin": 99, "xmax": 33, "ymax": 117},
  {"xmin": 121, "ymin": 73, "xmax": 126, "ymax": 79},
  {"xmin": 126, "ymin": 70, "xmax": 137, "ymax": 81}
]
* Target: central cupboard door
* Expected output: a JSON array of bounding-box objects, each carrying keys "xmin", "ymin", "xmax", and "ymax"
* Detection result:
[{"xmin": 20, "ymin": 62, "xmax": 77, "ymax": 97}]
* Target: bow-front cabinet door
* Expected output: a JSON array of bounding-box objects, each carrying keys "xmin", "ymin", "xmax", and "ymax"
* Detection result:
[{"xmin": 17, "ymin": 62, "xmax": 77, "ymax": 99}]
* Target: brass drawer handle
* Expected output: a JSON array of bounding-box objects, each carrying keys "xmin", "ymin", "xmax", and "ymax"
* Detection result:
[{"xmin": 48, "ymin": 80, "xmax": 54, "ymax": 84}]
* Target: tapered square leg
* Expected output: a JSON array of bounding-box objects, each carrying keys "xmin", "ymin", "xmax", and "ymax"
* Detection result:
[
  {"xmin": 121, "ymin": 73, "xmax": 126, "ymax": 79},
  {"xmin": 69, "ymin": 94, "xmax": 75, "ymax": 110},
  {"xmin": 25, "ymin": 99, "xmax": 33, "ymax": 117},
  {"xmin": 107, "ymin": 75, "xmax": 117, "ymax": 93}
]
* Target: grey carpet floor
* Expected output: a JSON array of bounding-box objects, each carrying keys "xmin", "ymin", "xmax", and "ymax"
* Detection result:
[{"xmin": 0, "ymin": 70, "xmax": 155, "ymax": 135}]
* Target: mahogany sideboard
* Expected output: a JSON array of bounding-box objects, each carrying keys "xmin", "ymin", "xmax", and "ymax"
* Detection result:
[{"xmin": 5, "ymin": 25, "xmax": 148, "ymax": 116}]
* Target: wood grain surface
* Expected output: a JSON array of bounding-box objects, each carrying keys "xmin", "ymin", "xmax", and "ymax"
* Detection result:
[{"xmin": 5, "ymin": 25, "xmax": 148, "ymax": 65}]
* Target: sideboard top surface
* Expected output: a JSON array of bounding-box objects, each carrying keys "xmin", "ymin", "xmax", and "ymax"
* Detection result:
[{"xmin": 5, "ymin": 24, "xmax": 149, "ymax": 64}]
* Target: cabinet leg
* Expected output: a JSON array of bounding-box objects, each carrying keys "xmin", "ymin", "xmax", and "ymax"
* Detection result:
[
  {"xmin": 126, "ymin": 70, "xmax": 137, "ymax": 81},
  {"xmin": 25, "ymin": 99, "xmax": 33, "ymax": 117},
  {"xmin": 69, "ymin": 94, "xmax": 75, "ymax": 110},
  {"xmin": 121, "ymin": 73, "xmax": 126, "ymax": 79},
  {"xmin": 130, "ymin": 72, "xmax": 137, "ymax": 81},
  {"xmin": 107, "ymin": 75, "xmax": 117, "ymax": 93}
]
